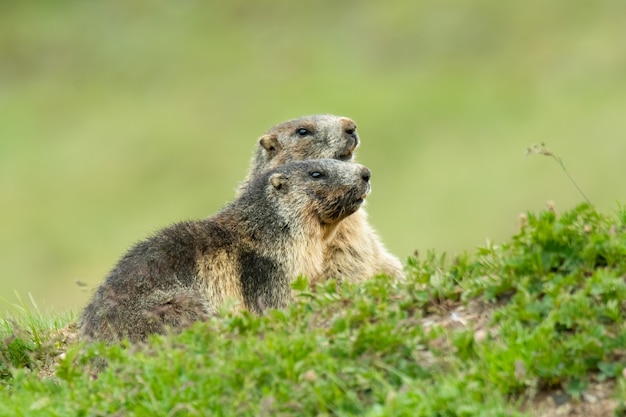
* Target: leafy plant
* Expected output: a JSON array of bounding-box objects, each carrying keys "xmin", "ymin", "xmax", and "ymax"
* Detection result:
[{"xmin": 0, "ymin": 203, "xmax": 625, "ymax": 415}]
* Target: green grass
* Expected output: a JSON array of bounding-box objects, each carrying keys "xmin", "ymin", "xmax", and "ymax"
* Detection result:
[
  {"xmin": 1, "ymin": 203, "xmax": 625, "ymax": 415},
  {"xmin": 0, "ymin": 295, "xmax": 74, "ymax": 385}
]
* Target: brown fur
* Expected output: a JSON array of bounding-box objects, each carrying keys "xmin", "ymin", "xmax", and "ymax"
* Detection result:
[
  {"xmin": 79, "ymin": 159, "xmax": 371, "ymax": 343},
  {"xmin": 239, "ymin": 114, "xmax": 404, "ymax": 284}
]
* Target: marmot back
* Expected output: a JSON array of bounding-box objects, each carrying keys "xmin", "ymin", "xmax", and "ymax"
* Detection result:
[
  {"xmin": 79, "ymin": 159, "xmax": 371, "ymax": 343},
  {"xmin": 240, "ymin": 114, "xmax": 404, "ymax": 283}
]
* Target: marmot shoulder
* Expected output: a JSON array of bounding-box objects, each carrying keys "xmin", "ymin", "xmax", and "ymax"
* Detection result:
[
  {"xmin": 240, "ymin": 114, "xmax": 404, "ymax": 283},
  {"xmin": 79, "ymin": 158, "xmax": 371, "ymax": 343}
]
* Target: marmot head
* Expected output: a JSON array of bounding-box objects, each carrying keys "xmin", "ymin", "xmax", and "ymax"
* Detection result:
[
  {"xmin": 266, "ymin": 159, "xmax": 371, "ymax": 226},
  {"xmin": 254, "ymin": 115, "xmax": 359, "ymax": 171}
]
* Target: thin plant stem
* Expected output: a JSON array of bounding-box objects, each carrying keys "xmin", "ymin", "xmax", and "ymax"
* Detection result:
[{"xmin": 526, "ymin": 143, "xmax": 592, "ymax": 205}]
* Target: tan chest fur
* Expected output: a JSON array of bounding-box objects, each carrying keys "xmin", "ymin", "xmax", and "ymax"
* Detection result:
[{"xmin": 195, "ymin": 249, "xmax": 246, "ymax": 313}]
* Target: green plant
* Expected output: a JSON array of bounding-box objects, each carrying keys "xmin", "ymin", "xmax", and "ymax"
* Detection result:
[
  {"xmin": 526, "ymin": 143, "xmax": 592, "ymax": 205},
  {"xmin": 1, "ymin": 203, "xmax": 625, "ymax": 415},
  {"xmin": 0, "ymin": 293, "xmax": 75, "ymax": 384}
]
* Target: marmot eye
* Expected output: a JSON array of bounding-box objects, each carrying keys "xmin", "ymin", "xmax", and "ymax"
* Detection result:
[
  {"xmin": 296, "ymin": 128, "xmax": 312, "ymax": 137},
  {"xmin": 310, "ymin": 171, "xmax": 324, "ymax": 179}
]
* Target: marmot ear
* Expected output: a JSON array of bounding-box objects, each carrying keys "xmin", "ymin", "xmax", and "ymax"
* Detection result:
[
  {"xmin": 259, "ymin": 134, "xmax": 280, "ymax": 153},
  {"xmin": 270, "ymin": 173, "xmax": 288, "ymax": 190}
]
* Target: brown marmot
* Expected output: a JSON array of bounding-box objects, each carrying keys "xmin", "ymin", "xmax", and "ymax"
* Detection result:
[
  {"xmin": 79, "ymin": 159, "xmax": 371, "ymax": 343},
  {"xmin": 238, "ymin": 114, "xmax": 404, "ymax": 284}
]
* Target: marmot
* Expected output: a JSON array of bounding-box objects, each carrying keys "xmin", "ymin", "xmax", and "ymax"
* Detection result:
[
  {"xmin": 79, "ymin": 159, "xmax": 371, "ymax": 343},
  {"xmin": 238, "ymin": 114, "xmax": 404, "ymax": 284}
]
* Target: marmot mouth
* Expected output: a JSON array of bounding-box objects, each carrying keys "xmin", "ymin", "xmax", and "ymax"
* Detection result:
[
  {"xmin": 336, "ymin": 146, "xmax": 356, "ymax": 162},
  {"xmin": 337, "ymin": 152, "xmax": 354, "ymax": 162},
  {"xmin": 354, "ymin": 193, "xmax": 368, "ymax": 206},
  {"xmin": 336, "ymin": 143, "xmax": 358, "ymax": 161}
]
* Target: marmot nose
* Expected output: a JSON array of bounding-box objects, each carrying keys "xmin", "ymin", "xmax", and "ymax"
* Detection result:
[
  {"xmin": 340, "ymin": 118, "xmax": 356, "ymax": 134},
  {"xmin": 360, "ymin": 167, "xmax": 371, "ymax": 183},
  {"xmin": 340, "ymin": 118, "xmax": 359, "ymax": 145}
]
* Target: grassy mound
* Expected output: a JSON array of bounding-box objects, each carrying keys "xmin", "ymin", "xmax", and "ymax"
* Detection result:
[{"xmin": 1, "ymin": 203, "xmax": 625, "ymax": 416}]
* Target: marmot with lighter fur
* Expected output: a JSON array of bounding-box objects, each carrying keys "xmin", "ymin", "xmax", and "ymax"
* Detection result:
[
  {"xmin": 238, "ymin": 114, "xmax": 404, "ymax": 284},
  {"xmin": 79, "ymin": 159, "xmax": 371, "ymax": 343}
]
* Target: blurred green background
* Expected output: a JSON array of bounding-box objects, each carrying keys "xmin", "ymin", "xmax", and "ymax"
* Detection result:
[{"xmin": 1, "ymin": 0, "xmax": 625, "ymax": 314}]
